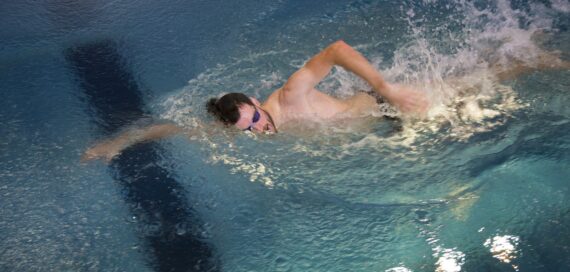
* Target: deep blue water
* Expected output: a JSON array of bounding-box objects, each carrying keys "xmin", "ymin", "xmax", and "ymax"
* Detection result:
[{"xmin": 1, "ymin": 0, "xmax": 570, "ymax": 271}]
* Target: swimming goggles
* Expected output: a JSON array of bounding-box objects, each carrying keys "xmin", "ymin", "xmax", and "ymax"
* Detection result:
[{"xmin": 244, "ymin": 109, "xmax": 261, "ymax": 131}]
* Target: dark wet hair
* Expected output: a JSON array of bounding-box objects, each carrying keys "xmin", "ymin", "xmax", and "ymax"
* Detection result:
[{"xmin": 206, "ymin": 92, "xmax": 254, "ymax": 125}]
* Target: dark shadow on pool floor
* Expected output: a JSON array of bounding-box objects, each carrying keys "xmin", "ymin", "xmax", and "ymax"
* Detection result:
[{"xmin": 66, "ymin": 40, "xmax": 218, "ymax": 272}]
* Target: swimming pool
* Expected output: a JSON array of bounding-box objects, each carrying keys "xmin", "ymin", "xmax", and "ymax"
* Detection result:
[{"xmin": 1, "ymin": 0, "xmax": 569, "ymax": 271}]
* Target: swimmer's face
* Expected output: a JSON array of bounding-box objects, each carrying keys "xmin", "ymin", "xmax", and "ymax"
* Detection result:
[{"xmin": 235, "ymin": 100, "xmax": 277, "ymax": 133}]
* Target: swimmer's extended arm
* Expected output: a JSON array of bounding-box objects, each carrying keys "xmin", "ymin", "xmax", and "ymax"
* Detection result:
[
  {"xmin": 492, "ymin": 55, "xmax": 570, "ymax": 81},
  {"xmin": 81, "ymin": 123, "xmax": 184, "ymax": 162},
  {"xmin": 283, "ymin": 40, "xmax": 428, "ymax": 113}
]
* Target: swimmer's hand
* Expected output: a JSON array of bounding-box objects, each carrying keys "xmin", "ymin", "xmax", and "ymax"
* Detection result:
[
  {"xmin": 81, "ymin": 140, "xmax": 124, "ymax": 163},
  {"xmin": 384, "ymin": 83, "xmax": 429, "ymax": 114}
]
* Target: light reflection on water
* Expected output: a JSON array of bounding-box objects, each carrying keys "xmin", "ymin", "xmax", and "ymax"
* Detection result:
[{"xmin": 484, "ymin": 235, "xmax": 520, "ymax": 269}]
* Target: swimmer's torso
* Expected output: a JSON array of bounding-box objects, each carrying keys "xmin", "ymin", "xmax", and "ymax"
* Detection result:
[{"xmin": 262, "ymin": 87, "xmax": 378, "ymax": 129}]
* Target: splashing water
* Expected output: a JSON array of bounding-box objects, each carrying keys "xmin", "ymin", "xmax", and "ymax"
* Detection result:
[{"xmin": 158, "ymin": 0, "xmax": 566, "ymax": 193}]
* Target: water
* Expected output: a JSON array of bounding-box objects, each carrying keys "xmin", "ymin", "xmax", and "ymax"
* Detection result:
[{"xmin": 1, "ymin": 0, "xmax": 570, "ymax": 271}]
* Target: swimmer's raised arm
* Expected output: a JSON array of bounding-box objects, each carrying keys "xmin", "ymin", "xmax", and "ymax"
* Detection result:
[
  {"xmin": 81, "ymin": 123, "xmax": 185, "ymax": 162},
  {"xmin": 282, "ymin": 40, "xmax": 428, "ymax": 113}
]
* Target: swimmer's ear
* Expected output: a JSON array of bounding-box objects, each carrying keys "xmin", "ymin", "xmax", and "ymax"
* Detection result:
[{"xmin": 249, "ymin": 97, "xmax": 261, "ymax": 107}]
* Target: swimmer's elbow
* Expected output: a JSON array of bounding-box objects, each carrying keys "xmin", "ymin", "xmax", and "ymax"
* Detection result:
[
  {"xmin": 329, "ymin": 40, "xmax": 352, "ymax": 54},
  {"xmin": 332, "ymin": 39, "xmax": 349, "ymax": 48}
]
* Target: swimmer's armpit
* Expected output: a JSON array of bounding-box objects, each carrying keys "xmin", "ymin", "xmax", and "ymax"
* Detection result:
[{"xmin": 81, "ymin": 123, "xmax": 184, "ymax": 163}]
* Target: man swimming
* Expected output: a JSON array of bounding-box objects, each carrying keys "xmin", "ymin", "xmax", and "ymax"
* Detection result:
[
  {"xmin": 205, "ymin": 40, "xmax": 428, "ymax": 134},
  {"xmin": 82, "ymin": 40, "xmax": 569, "ymax": 161}
]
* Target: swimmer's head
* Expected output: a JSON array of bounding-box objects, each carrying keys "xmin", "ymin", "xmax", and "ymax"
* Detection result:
[
  {"xmin": 207, "ymin": 92, "xmax": 253, "ymax": 124},
  {"xmin": 207, "ymin": 92, "xmax": 277, "ymax": 133}
]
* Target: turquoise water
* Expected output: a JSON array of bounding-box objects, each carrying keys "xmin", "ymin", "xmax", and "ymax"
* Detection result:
[{"xmin": 1, "ymin": 0, "xmax": 569, "ymax": 271}]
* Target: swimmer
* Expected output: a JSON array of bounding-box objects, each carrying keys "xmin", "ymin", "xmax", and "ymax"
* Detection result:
[
  {"xmin": 82, "ymin": 40, "xmax": 569, "ymax": 162},
  {"xmin": 206, "ymin": 40, "xmax": 429, "ymax": 134}
]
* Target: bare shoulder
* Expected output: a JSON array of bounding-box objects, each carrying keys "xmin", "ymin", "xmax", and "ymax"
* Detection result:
[
  {"xmin": 265, "ymin": 88, "xmax": 286, "ymax": 107},
  {"xmin": 267, "ymin": 86, "xmax": 312, "ymax": 110},
  {"xmin": 261, "ymin": 88, "xmax": 286, "ymax": 123}
]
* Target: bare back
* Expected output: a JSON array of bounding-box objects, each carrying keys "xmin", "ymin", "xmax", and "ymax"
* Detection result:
[{"xmin": 263, "ymin": 87, "xmax": 378, "ymax": 127}]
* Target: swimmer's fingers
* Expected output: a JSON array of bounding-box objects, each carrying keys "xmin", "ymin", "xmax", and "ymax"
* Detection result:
[
  {"xmin": 80, "ymin": 150, "xmax": 96, "ymax": 163},
  {"xmin": 80, "ymin": 142, "xmax": 120, "ymax": 164},
  {"xmin": 81, "ymin": 148, "xmax": 104, "ymax": 163},
  {"xmin": 388, "ymin": 84, "xmax": 430, "ymax": 115},
  {"xmin": 402, "ymin": 93, "xmax": 426, "ymax": 112},
  {"xmin": 411, "ymin": 92, "xmax": 430, "ymax": 115}
]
